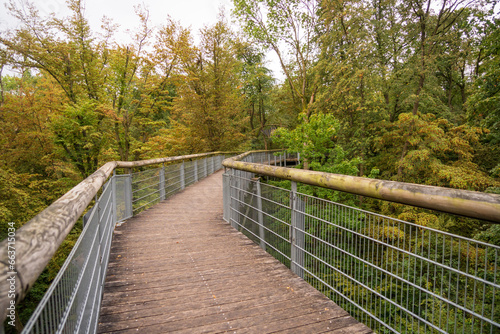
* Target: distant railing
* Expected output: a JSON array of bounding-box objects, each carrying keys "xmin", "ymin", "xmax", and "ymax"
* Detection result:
[
  {"xmin": 222, "ymin": 151, "xmax": 500, "ymax": 334},
  {"xmin": 0, "ymin": 153, "xmax": 227, "ymax": 333}
]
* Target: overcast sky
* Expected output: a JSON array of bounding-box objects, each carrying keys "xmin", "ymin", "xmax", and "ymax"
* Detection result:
[
  {"xmin": 0, "ymin": 0, "xmax": 233, "ymax": 36},
  {"xmin": 0, "ymin": 0, "xmax": 283, "ymax": 79}
]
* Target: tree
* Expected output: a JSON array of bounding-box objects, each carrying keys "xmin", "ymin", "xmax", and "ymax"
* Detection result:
[
  {"xmin": 393, "ymin": 0, "xmax": 480, "ymax": 176},
  {"xmin": 167, "ymin": 15, "xmax": 248, "ymax": 153},
  {"xmin": 271, "ymin": 112, "xmax": 364, "ymax": 203},
  {"xmin": 316, "ymin": 0, "xmax": 384, "ymax": 176},
  {"xmin": 468, "ymin": 15, "xmax": 500, "ymax": 177},
  {"xmin": 236, "ymin": 42, "xmax": 275, "ymax": 148},
  {"xmin": 233, "ymin": 0, "xmax": 320, "ymax": 116},
  {"xmin": 0, "ymin": 0, "xmax": 113, "ymax": 177},
  {"xmin": 372, "ymin": 112, "xmax": 499, "ymax": 190}
]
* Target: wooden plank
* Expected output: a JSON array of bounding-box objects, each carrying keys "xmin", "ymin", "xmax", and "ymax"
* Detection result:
[{"xmin": 98, "ymin": 171, "xmax": 372, "ymax": 334}]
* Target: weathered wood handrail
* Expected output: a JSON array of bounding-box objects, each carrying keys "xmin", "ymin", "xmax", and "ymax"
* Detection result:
[
  {"xmin": 223, "ymin": 151, "xmax": 500, "ymax": 223},
  {"xmin": 0, "ymin": 152, "xmax": 229, "ymax": 323}
]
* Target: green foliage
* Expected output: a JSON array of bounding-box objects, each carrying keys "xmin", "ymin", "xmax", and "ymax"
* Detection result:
[
  {"xmin": 0, "ymin": 168, "xmax": 43, "ymax": 238},
  {"xmin": 236, "ymin": 42, "xmax": 276, "ymax": 149},
  {"xmin": 467, "ymin": 15, "xmax": 500, "ymax": 179},
  {"xmin": 468, "ymin": 17, "xmax": 500, "ymax": 143},
  {"xmin": 1, "ymin": 0, "xmax": 499, "ymax": 331},
  {"xmin": 51, "ymin": 100, "xmax": 109, "ymax": 178},
  {"xmin": 475, "ymin": 224, "xmax": 500, "ymax": 246},
  {"xmin": 373, "ymin": 112, "xmax": 499, "ymax": 190},
  {"xmin": 272, "ymin": 113, "xmax": 340, "ymax": 166}
]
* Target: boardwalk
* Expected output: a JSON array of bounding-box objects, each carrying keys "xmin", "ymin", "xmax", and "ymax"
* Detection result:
[{"xmin": 98, "ymin": 171, "xmax": 372, "ymax": 334}]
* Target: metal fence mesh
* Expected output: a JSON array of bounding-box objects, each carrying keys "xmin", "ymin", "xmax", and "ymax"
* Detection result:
[
  {"xmin": 223, "ymin": 152, "xmax": 500, "ymax": 334},
  {"xmin": 22, "ymin": 154, "xmax": 226, "ymax": 334},
  {"xmin": 23, "ymin": 181, "xmax": 115, "ymax": 334}
]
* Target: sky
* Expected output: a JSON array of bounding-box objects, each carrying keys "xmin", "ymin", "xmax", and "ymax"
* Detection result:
[
  {"xmin": 0, "ymin": 0, "xmax": 234, "ymax": 36},
  {"xmin": 0, "ymin": 0, "xmax": 284, "ymax": 79}
]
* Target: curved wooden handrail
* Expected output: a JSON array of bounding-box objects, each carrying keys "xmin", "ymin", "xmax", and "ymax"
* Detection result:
[
  {"xmin": 223, "ymin": 152, "xmax": 500, "ymax": 223},
  {"xmin": 0, "ymin": 152, "xmax": 229, "ymax": 323}
]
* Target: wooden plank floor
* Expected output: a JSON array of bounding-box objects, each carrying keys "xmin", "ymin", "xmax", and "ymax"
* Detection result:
[{"xmin": 98, "ymin": 170, "xmax": 372, "ymax": 334}]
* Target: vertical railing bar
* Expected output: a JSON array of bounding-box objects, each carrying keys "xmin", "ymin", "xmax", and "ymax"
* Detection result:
[
  {"xmin": 46, "ymin": 293, "xmax": 54, "ymax": 334},
  {"xmin": 160, "ymin": 163, "xmax": 166, "ymax": 201},
  {"xmin": 204, "ymin": 157, "xmax": 208, "ymax": 178},
  {"xmin": 463, "ymin": 241, "xmax": 470, "ymax": 334},
  {"xmin": 491, "ymin": 249, "xmax": 497, "ymax": 334},
  {"xmin": 424, "ymin": 227, "xmax": 430, "ymax": 332},
  {"xmin": 388, "ymin": 216, "xmax": 394, "ymax": 328},
  {"xmin": 396, "ymin": 219, "xmax": 402, "ymax": 333},
  {"xmin": 471, "ymin": 243, "xmax": 479, "ymax": 333},
  {"xmin": 455, "ymin": 239, "xmax": 461, "ymax": 334},
  {"xmin": 448, "ymin": 235, "xmax": 453, "ymax": 333},
  {"xmin": 439, "ymin": 233, "xmax": 445, "ymax": 331},
  {"xmin": 480, "ymin": 248, "xmax": 488, "ymax": 334},
  {"xmin": 256, "ymin": 180, "xmax": 265, "ymax": 251},
  {"xmin": 194, "ymin": 159, "xmax": 198, "ymax": 183}
]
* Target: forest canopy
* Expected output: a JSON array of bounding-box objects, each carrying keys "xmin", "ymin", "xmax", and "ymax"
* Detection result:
[
  {"xmin": 1, "ymin": 0, "xmax": 499, "ymax": 234},
  {"xmin": 1, "ymin": 0, "xmax": 499, "ymax": 329},
  {"xmin": 1, "ymin": 0, "xmax": 499, "ymax": 237}
]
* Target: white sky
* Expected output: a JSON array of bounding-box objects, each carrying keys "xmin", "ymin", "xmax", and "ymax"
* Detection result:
[
  {"xmin": 0, "ymin": 0, "xmax": 234, "ymax": 37},
  {"xmin": 0, "ymin": 0, "xmax": 284, "ymax": 80}
]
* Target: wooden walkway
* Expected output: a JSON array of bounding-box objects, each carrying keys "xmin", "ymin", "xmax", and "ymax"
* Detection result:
[{"xmin": 98, "ymin": 171, "xmax": 372, "ymax": 334}]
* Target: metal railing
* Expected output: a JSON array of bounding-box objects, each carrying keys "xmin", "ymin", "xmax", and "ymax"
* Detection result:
[
  {"xmin": 0, "ymin": 153, "xmax": 226, "ymax": 333},
  {"xmin": 222, "ymin": 151, "xmax": 500, "ymax": 334},
  {"xmin": 21, "ymin": 179, "xmax": 116, "ymax": 334},
  {"xmin": 129, "ymin": 155, "xmax": 223, "ymax": 216}
]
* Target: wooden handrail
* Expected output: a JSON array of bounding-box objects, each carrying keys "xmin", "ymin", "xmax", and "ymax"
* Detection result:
[
  {"xmin": 223, "ymin": 153, "xmax": 500, "ymax": 223},
  {"xmin": 0, "ymin": 152, "xmax": 229, "ymax": 323}
]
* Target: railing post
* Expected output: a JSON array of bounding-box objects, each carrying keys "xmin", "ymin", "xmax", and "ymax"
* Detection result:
[
  {"xmin": 125, "ymin": 173, "xmax": 133, "ymax": 219},
  {"xmin": 223, "ymin": 172, "xmax": 230, "ymax": 222},
  {"xmin": 230, "ymin": 170, "xmax": 238, "ymax": 229},
  {"xmin": 159, "ymin": 164, "xmax": 166, "ymax": 200},
  {"xmin": 297, "ymin": 152, "xmax": 300, "ymax": 166},
  {"xmin": 204, "ymin": 157, "xmax": 208, "ymax": 178},
  {"xmin": 290, "ymin": 181, "xmax": 304, "ymax": 278},
  {"xmin": 256, "ymin": 179, "xmax": 265, "ymax": 251},
  {"xmin": 284, "ymin": 151, "xmax": 287, "ymax": 167},
  {"xmin": 180, "ymin": 161, "xmax": 185, "ymax": 190},
  {"xmin": 194, "ymin": 159, "xmax": 198, "ymax": 182},
  {"xmin": 112, "ymin": 171, "xmax": 117, "ymax": 224}
]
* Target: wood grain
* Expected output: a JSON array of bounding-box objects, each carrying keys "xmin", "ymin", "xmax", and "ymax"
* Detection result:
[{"xmin": 97, "ymin": 171, "xmax": 372, "ymax": 333}]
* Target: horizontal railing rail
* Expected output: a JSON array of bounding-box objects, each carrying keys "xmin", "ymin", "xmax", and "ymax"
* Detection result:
[
  {"xmin": 0, "ymin": 152, "xmax": 229, "ymax": 331},
  {"xmin": 222, "ymin": 150, "xmax": 500, "ymax": 334},
  {"xmin": 223, "ymin": 151, "xmax": 500, "ymax": 223}
]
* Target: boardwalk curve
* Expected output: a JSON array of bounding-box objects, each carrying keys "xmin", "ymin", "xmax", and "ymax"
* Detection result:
[{"xmin": 98, "ymin": 170, "xmax": 372, "ymax": 333}]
